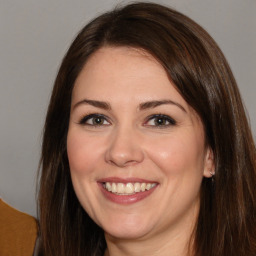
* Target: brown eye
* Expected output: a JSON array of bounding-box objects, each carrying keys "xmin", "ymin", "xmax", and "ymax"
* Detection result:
[
  {"xmin": 145, "ymin": 114, "xmax": 176, "ymax": 127},
  {"xmin": 154, "ymin": 117, "xmax": 168, "ymax": 126},
  {"xmin": 92, "ymin": 117, "xmax": 104, "ymax": 125},
  {"xmin": 79, "ymin": 114, "xmax": 110, "ymax": 126}
]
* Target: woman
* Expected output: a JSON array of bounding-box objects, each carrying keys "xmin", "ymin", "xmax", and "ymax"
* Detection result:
[{"xmin": 37, "ymin": 2, "xmax": 256, "ymax": 255}]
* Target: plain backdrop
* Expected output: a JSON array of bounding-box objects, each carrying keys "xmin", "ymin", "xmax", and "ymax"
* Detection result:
[{"xmin": 0, "ymin": 0, "xmax": 255, "ymax": 217}]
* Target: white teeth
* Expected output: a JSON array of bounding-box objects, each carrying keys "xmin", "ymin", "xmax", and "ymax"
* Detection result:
[
  {"xmin": 146, "ymin": 183, "xmax": 151, "ymax": 190},
  {"xmin": 141, "ymin": 183, "xmax": 146, "ymax": 192},
  {"xmin": 117, "ymin": 183, "xmax": 125, "ymax": 193},
  {"xmin": 104, "ymin": 182, "xmax": 156, "ymax": 195},
  {"xmin": 125, "ymin": 183, "xmax": 134, "ymax": 194},
  {"xmin": 134, "ymin": 182, "xmax": 141, "ymax": 192},
  {"xmin": 112, "ymin": 183, "xmax": 117, "ymax": 193},
  {"xmin": 106, "ymin": 182, "xmax": 112, "ymax": 191}
]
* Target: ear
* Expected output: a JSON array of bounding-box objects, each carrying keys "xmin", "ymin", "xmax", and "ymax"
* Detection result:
[{"xmin": 203, "ymin": 147, "xmax": 215, "ymax": 178}]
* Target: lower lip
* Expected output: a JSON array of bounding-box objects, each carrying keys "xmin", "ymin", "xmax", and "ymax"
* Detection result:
[{"xmin": 98, "ymin": 183, "xmax": 158, "ymax": 204}]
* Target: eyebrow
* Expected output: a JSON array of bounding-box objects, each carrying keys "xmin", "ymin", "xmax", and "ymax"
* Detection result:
[
  {"xmin": 73, "ymin": 99, "xmax": 111, "ymax": 110},
  {"xmin": 139, "ymin": 100, "xmax": 186, "ymax": 112},
  {"xmin": 72, "ymin": 99, "xmax": 186, "ymax": 112}
]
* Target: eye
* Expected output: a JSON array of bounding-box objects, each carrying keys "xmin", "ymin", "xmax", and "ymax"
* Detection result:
[
  {"xmin": 145, "ymin": 114, "xmax": 176, "ymax": 127},
  {"xmin": 79, "ymin": 114, "xmax": 110, "ymax": 126}
]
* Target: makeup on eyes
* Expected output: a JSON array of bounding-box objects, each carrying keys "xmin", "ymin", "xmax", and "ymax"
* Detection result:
[
  {"xmin": 77, "ymin": 112, "xmax": 177, "ymax": 128},
  {"xmin": 144, "ymin": 114, "xmax": 176, "ymax": 127},
  {"xmin": 78, "ymin": 113, "xmax": 111, "ymax": 126}
]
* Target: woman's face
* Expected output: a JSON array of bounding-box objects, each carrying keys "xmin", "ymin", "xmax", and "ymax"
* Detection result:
[{"xmin": 67, "ymin": 47, "xmax": 214, "ymax": 240}]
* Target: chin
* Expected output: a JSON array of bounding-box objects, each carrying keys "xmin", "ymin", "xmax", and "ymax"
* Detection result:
[
  {"xmin": 104, "ymin": 226, "xmax": 150, "ymax": 240},
  {"xmin": 100, "ymin": 215, "xmax": 153, "ymax": 240}
]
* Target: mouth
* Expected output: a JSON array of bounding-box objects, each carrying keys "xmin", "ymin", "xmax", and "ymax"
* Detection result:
[
  {"xmin": 102, "ymin": 182, "xmax": 157, "ymax": 195},
  {"xmin": 98, "ymin": 178, "xmax": 159, "ymax": 204}
]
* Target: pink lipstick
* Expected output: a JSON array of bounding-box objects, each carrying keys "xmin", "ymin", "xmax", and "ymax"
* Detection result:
[{"xmin": 98, "ymin": 177, "xmax": 158, "ymax": 204}]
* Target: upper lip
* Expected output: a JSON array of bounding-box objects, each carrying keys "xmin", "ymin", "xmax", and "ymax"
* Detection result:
[{"xmin": 97, "ymin": 177, "xmax": 158, "ymax": 184}]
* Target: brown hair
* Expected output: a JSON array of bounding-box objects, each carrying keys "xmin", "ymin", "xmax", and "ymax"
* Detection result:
[{"xmin": 38, "ymin": 2, "xmax": 256, "ymax": 255}]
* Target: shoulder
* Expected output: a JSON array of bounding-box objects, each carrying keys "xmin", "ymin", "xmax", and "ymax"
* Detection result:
[{"xmin": 0, "ymin": 199, "xmax": 38, "ymax": 256}]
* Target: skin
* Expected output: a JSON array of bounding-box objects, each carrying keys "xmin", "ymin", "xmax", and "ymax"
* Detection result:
[{"xmin": 67, "ymin": 47, "xmax": 214, "ymax": 256}]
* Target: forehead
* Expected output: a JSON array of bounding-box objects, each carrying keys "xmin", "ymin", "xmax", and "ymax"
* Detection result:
[
  {"xmin": 75, "ymin": 46, "xmax": 165, "ymax": 87},
  {"xmin": 72, "ymin": 47, "xmax": 186, "ymax": 107}
]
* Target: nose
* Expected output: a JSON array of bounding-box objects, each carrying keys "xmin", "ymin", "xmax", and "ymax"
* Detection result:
[{"xmin": 105, "ymin": 126, "xmax": 144, "ymax": 167}]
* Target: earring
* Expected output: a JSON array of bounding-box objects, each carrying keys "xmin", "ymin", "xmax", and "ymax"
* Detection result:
[{"xmin": 209, "ymin": 171, "xmax": 215, "ymax": 185}]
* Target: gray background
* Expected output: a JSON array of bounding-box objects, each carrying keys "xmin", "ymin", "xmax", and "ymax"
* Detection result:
[{"xmin": 0, "ymin": 0, "xmax": 255, "ymax": 217}]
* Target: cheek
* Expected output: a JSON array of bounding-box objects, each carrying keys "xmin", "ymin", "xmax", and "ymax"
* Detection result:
[
  {"xmin": 146, "ymin": 131, "xmax": 205, "ymax": 176},
  {"xmin": 67, "ymin": 130, "xmax": 103, "ymax": 219},
  {"xmin": 67, "ymin": 130, "xmax": 101, "ymax": 176}
]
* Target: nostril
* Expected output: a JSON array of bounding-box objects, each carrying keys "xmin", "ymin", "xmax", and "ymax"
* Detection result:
[
  {"xmin": 104, "ymin": 132, "xmax": 144, "ymax": 166},
  {"xmin": 107, "ymin": 159, "xmax": 140, "ymax": 167}
]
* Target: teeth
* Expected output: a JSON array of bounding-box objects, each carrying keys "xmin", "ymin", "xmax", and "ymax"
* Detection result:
[
  {"xmin": 104, "ymin": 182, "xmax": 157, "ymax": 195},
  {"xmin": 146, "ymin": 183, "xmax": 152, "ymax": 190},
  {"xmin": 134, "ymin": 182, "xmax": 141, "ymax": 192},
  {"xmin": 125, "ymin": 183, "xmax": 134, "ymax": 194},
  {"xmin": 106, "ymin": 182, "xmax": 112, "ymax": 191},
  {"xmin": 117, "ymin": 183, "xmax": 125, "ymax": 193},
  {"xmin": 112, "ymin": 183, "xmax": 117, "ymax": 193},
  {"xmin": 141, "ymin": 183, "xmax": 146, "ymax": 192}
]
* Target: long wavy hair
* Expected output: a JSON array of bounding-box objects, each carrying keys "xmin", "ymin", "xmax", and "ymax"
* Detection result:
[{"xmin": 38, "ymin": 2, "xmax": 256, "ymax": 255}]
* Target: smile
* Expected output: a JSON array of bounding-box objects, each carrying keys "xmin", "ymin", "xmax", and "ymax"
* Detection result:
[
  {"xmin": 103, "ymin": 182, "xmax": 157, "ymax": 195},
  {"xmin": 98, "ymin": 178, "xmax": 159, "ymax": 204}
]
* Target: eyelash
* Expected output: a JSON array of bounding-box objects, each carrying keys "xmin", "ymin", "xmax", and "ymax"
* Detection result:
[
  {"xmin": 78, "ymin": 113, "xmax": 176, "ymax": 128},
  {"xmin": 78, "ymin": 114, "xmax": 111, "ymax": 126},
  {"xmin": 145, "ymin": 114, "xmax": 176, "ymax": 127}
]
